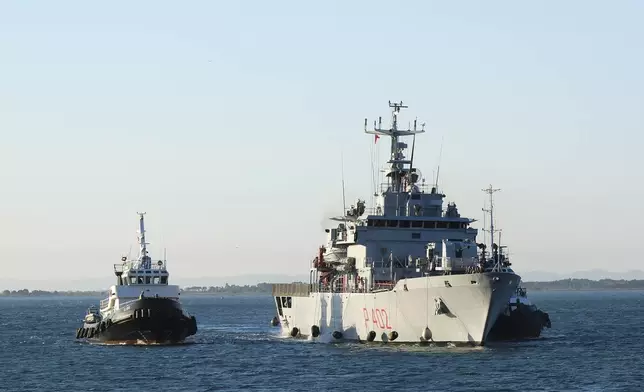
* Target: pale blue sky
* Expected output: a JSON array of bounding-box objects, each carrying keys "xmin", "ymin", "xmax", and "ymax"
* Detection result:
[{"xmin": 1, "ymin": 1, "xmax": 642, "ymax": 285}]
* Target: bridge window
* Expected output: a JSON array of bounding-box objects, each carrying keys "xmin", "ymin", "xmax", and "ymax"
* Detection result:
[
  {"xmin": 448, "ymin": 222, "xmax": 460, "ymax": 229},
  {"xmin": 374, "ymin": 220, "xmax": 385, "ymax": 227},
  {"xmin": 437, "ymin": 222, "xmax": 448, "ymax": 229},
  {"xmin": 130, "ymin": 277, "xmax": 136, "ymax": 284},
  {"xmin": 411, "ymin": 233, "xmax": 421, "ymax": 239},
  {"xmin": 145, "ymin": 276, "xmax": 151, "ymax": 284},
  {"xmin": 386, "ymin": 220, "xmax": 398, "ymax": 227},
  {"xmin": 399, "ymin": 220, "xmax": 410, "ymax": 228},
  {"xmin": 160, "ymin": 276, "xmax": 167, "ymax": 284},
  {"xmin": 423, "ymin": 221, "xmax": 436, "ymax": 229},
  {"xmin": 411, "ymin": 221, "xmax": 423, "ymax": 228},
  {"xmin": 153, "ymin": 277, "xmax": 160, "ymax": 284},
  {"xmin": 280, "ymin": 296, "xmax": 292, "ymax": 308}
]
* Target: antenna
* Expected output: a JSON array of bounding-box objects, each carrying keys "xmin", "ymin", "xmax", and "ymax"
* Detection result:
[
  {"xmin": 409, "ymin": 133, "xmax": 416, "ymax": 177},
  {"xmin": 481, "ymin": 200, "xmax": 487, "ymax": 247},
  {"xmin": 341, "ymin": 151, "xmax": 347, "ymax": 218},
  {"xmin": 434, "ymin": 136, "xmax": 444, "ymax": 189},
  {"xmin": 482, "ymin": 185, "xmax": 501, "ymax": 268}
]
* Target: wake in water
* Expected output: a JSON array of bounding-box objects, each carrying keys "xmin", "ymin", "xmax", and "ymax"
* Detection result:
[{"xmin": 80, "ymin": 339, "xmax": 196, "ymax": 347}]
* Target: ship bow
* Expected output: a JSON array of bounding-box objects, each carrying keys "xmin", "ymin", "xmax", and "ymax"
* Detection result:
[
  {"xmin": 448, "ymin": 272, "xmax": 520, "ymax": 345},
  {"xmin": 479, "ymin": 272, "xmax": 520, "ymax": 343}
]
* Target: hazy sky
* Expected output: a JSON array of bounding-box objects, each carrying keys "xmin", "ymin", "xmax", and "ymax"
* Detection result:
[{"xmin": 1, "ymin": 0, "xmax": 642, "ymax": 284}]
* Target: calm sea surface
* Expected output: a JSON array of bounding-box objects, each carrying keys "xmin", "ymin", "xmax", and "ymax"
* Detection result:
[{"xmin": 1, "ymin": 290, "xmax": 643, "ymax": 392}]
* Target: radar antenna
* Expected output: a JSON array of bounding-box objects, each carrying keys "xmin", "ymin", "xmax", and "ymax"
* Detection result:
[{"xmin": 364, "ymin": 101, "xmax": 426, "ymax": 193}]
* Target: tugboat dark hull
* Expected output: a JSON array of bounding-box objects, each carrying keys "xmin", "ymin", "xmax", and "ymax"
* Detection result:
[
  {"xmin": 75, "ymin": 298, "xmax": 197, "ymax": 344},
  {"xmin": 488, "ymin": 304, "xmax": 551, "ymax": 341}
]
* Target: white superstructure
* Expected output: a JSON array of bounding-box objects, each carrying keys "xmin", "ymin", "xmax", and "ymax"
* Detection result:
[
  {"xmin": 272, "ymin": 101, "xmax": 520, "ymax": 345},
  {"xmin": 99, "ymin": 213, "xmax": 181, "ymax": 320}
]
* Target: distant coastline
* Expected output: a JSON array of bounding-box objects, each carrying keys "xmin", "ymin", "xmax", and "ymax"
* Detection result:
[
  {"xmin": 3, "ymin": 279, "xmax": 644, "ymax": 297},
  {"xmin": 522, "ymin": 278, "xmax": 644, "ymax": 291},
  {"xmin": 0, "ymin": 283, "xmax": 277, "ymax": 297}
]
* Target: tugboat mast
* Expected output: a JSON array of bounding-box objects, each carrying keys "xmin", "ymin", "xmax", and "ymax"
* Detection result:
[{"xmin": 137, "ymin": 212, "xmax": 151, "ymax": 269}]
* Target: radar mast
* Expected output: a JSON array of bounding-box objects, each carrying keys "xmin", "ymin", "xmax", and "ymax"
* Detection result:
[{"xmin": 364, "ymin": 101, "xmax": 426, "ymax": 193}]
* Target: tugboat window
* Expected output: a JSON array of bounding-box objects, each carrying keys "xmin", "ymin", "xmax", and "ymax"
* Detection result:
[
  {"xmin": 138, "ymin": 277, "xmax": 144, "ymax": 284},
  {"xmin": 153, "ymin": 277, "xmax": 160, "ymax": 284},
  {"xmin": 160, "ymin": 276, "xmax": 167, "ymax": 284},
  {"xmin": 145, "ymin": 277, "xmax": 151, "ymax": 284}
]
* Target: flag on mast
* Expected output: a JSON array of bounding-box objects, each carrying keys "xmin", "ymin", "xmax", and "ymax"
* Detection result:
[{"xmin": 374, "ymin": 134, "xmax": 380, "ymax": 144}]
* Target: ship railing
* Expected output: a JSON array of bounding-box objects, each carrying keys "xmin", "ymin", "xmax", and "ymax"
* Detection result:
[
  {"xmin": 100, "ymin": 298, "xmax": 110, "ymax": 309},
  {"xmin": 312, "ymin": 281, "xmax": 395, "ymax": 293},
  {"xmin": 372, "ymin": 282, "xmax": 395, "ymax": 291},
  {"xmin": 272, "ymin": 283, "xmax": 311, "ymax": 297},
  {"xmin": 117, "ymin": 261, "xmax": 167, "ymax": 272},
  {"xmin": 433, "ymin": 256, "xmax": 480, "ymax": 271},
  {"xmin": 377, "ymin": 182, "xmax": 439, "ymax": 194},
  {"xmin": 117, "ymin": 296, "xmax": 178, "ymax": 307}
]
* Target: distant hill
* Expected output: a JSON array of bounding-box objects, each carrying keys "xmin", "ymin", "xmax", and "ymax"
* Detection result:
[
  {"xmin": 0, "ymin": 273, "xmax": 310, "ymax": 292},
  {"xmin": 0, "ymin": 283, "xmax": 277, "ymax": 297},
  {"xmin": 519, "ymin": 269, "xmax": 644, "ymax": 282},
  {"xmin": 523, "ymin": 278, "xmax": 644, "ymax": 291}
]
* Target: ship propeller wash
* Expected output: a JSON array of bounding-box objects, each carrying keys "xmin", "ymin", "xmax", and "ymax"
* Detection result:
[
  {"xmin": 272, "ymin": 101, "xmax": 520, "ymax": 345},
  {"xmin": 74, "ymin": 213, "xmax": 197, "ymax": 344}
]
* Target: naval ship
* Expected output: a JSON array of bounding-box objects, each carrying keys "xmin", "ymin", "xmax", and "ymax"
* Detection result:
[
  {"xmin": 271, "ymin": 101, "xmax": 520, "ymax": 345},
  {"xmin": 74, "ymin": 213, "xmax": 197, "ymax": 344}
]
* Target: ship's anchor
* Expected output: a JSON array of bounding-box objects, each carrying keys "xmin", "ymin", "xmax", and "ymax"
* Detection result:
[{"xmin": 434, "ymin": 297, "xmax": 449, "ymax": 315}]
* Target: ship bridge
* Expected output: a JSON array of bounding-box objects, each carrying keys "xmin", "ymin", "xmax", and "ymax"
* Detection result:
[{"xmin": 357, "ymin": 101, "xmax": 478, "ymax": 264}]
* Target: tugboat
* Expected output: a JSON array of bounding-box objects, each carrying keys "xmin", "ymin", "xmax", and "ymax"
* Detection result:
[
  {"xmin": 474, "ymin": 196, "xmax": 552, "ymax": 342},
  {"xmin": 74, "ymin": 212, "xmax": 197, "ymax": 344},
  {"xmin": 488, "ymin": 284, "xmax": 552, "ymax": 341}
]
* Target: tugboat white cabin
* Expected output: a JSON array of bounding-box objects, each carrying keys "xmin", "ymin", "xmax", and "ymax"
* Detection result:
[{"xmin": 100, "ymin": 213, "xmax": 181, "ymax": 314}]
